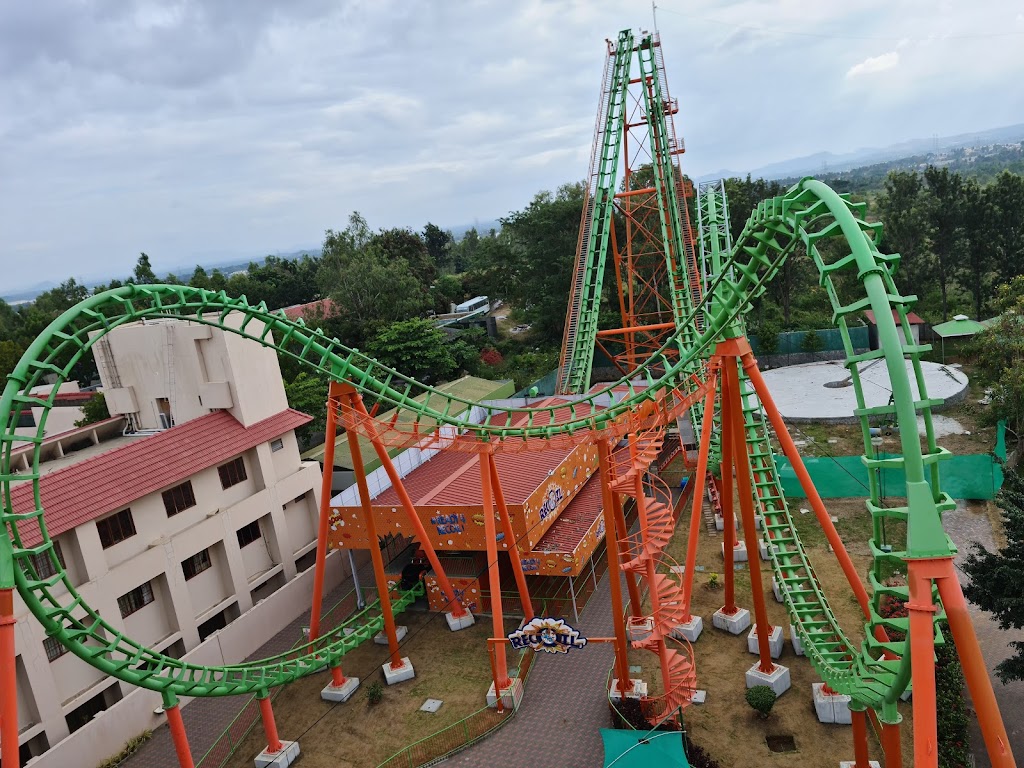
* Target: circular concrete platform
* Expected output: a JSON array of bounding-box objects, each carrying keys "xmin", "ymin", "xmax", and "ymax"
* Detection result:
[{"xmin": 758, "ymin": 359, "xmax": 969, "ymax": 423}]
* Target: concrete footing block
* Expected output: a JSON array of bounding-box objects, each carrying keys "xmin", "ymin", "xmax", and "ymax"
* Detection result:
[
  {"xmin": 813, "ymin": 682, "xmax": 852, "ymax": 724},
  {"xmin": 691, "ymin": 689, "xmax": 707, "ymax": 705},
  {"xmin": 772, "ymin": 577, "xmax": 784, "ymax": 603},
  {"xmin": 374, "ymin": 625, "xmax": 408, "ymax": 645},
  {"xmin": 722, "ymin": 541, "xmax": 748, "ymax": 561},
  {"xmin": 382, "ymin": 657, "xmax": 415, "ymax": 685},
  {"xmin": 758, "ymin": 539, "xmax": 779, "ymax": 561},
  {"xmin": 840, "ymin": 762, "xmax": 880, "ymax": 767},
  {"xmin": 609, "ymin": 678, "xmax": 648, "ymax": 701},
  {"xmin": 486, "ymin": 676, "xmax": 524, "ymax": 709},
  {"xmin": 320, "ymin": 676, "xmax": 360, "ymax": 703},
  {"xmin": 254, "ymin": 741, "xmax": 300, "ymax": 768},
  {"xmin": 746, "ymin": 624, "xmax": 784, "ymax": 659},
  {"xmin": 790, "ymin": 624, "xmax": 804, "ymax": 656},
  {"xmin": 671, "ymin": 615, "xmax": 704, "ymax": 642},
  {"xmin": 712, "ymin": 607, "xmax": 751, "ymax": 635},
  {"xmin": 745, "ymin": 662, "xmax": 791, "ymax": 697},
  {"xmin": 445, "ymin": 611, "xmax": 475, "ymax": 631}
]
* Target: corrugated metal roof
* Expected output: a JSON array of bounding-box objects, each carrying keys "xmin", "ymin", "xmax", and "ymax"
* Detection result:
[
  {"xmin": 10, "ymin": 409, "xmax": 311, "ymax": 547},
  {"xmin": 531, "ymin": 475, "xmax": 603, "ymax": 553},
  {"xmin": 864, "ymin": 309, "xmax": 925, "ymax": 325}
]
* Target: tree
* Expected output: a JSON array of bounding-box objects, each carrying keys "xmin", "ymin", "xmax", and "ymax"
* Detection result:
[
  {"xmin": 423, "ymin": 223, "xmax": 454, "ymax": 271},
  {"xmin": 800, "ymin": 329, "xmax": 824, "ymax": 358},
  {"xmin": 923, "ymin": 166, "xmax": 967, "ymax": 321},
  {"xmin": 962, "ymin": 468, "xmax": 1024, "ymax": 683},
  {"xmin": 366, "ymin": 319, "xmax": 457, "ymax": 383},
  {"xmin": 369, "ymin": 227, "xmax": 435, "ymax": 287},
  {"xmin": 971, "ymin": 277, "xmax": 1024, "ymax": 466},
  {"xmin": 75, "ymin": 393, "xmax": 110, "ymax": 427},
  {"xmin": 284, "ymin": 372, "xmax": 329, "ymax": 450},
  {"xmin": 133, "ymin": 253, "xmax": 158, "ymax": 285},
  {"xmin": 0, "ymin": 339, "xmax": 24, "ymax": 384},
  {"xmin": 959, "ymin": 179, "xmax": 996, "ymax": 321},
  {"xmin": 877, "ymin": 170, "xmax": 935, "ymax": 309},
  {"xmin": 989, "ymin": 170, "xmax": 1024, "ymax": 284}
]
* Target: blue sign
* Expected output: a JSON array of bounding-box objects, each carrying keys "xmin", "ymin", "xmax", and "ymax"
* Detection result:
[{"xmin": 507, "ymin": 617, "xmax": 588, "ymax": 654}]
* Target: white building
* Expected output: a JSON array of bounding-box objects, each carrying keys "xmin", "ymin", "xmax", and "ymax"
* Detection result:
[{"xmin": 6, "ymin": 316, "xmax": 325, "ymax": 765}]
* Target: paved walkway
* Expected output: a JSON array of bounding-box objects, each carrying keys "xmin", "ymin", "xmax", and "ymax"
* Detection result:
[
  {"xmin": 449, "ymin": 570, "xmax": 620, "ymax": 767},
  {"xmin": 942, "ymin": 502, "xmax": 1024, "ymax": 766}
]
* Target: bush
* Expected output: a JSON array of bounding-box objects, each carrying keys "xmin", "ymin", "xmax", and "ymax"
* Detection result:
[
  {"xmin": 800, "ymin": 329, "xmax": 824, "ymax": 357},
  {"xmin": 365, "ymin": 680, "xmax": 384, "ymax": 707},
  {"xmin": 745, "ymin": 685, "xmax": 777, "ymax": 718},
  {"xmin": 609, "ymin": 696, "xmax": 648, "ymax": 730},
  {"xmin": 684, "ymin": 736, "xmax": 723, "ymax": 768}
]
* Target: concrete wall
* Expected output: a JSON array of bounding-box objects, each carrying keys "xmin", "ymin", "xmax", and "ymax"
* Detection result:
[
  {"xmin": 11, "ymin": 438, "xmax": 322, "ymax": 760},
  {"xmin": 94, "ymin": 314, "xmax": 288, "ymax": 430},
  {"xmin": 23, "ymin": 551, "xmax": 348, "ymax": 768}
]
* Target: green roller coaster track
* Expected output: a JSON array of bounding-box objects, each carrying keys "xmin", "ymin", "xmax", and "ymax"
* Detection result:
[{"xmin": 1, "ymin": 31, "xmax": 954, "ymax": 730}]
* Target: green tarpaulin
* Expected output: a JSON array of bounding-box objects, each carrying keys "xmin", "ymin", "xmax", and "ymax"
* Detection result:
[{"xmin": 601, "ymin": 729, "xmax": 689, "ymax": 767}]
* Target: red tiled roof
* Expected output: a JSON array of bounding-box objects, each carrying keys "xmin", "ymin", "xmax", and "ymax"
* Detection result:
[
  {"xmin": 532, "ymin": 475, "xmax": 603, "ymax": 553},
  {"xmin": 10, "ymin": 409, "xmax": 311, "ymax": 547},
  {"xmin": 281, "ymin": 298, "xmax": 338, "ymax": 321},
  {"xmin": 864, "ymin": 309, "xmax": 925, "ymax": 325}
]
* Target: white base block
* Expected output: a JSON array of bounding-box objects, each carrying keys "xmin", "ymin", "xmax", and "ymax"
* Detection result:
[
  {"xmin": 755, "ymin": 515, "xmax": 763, "ymax": 530},
  {"xmin": 813, "ymin": 683, "xmax": 852, "ymax": 724},
  {"xmin": 374, "ymin": 625, "xmax": 408, "ymax": 644},
  {"xmin": 320, "ymin": 676, "xmax": 360, "ymax": 703},
  {"xmin": 746, "ymin": 625, "xmax": 784, "ymax": 659},
  {"xmin": 772, "ymin": 578, "xmax": 784, "ymax": 603},
  {"xmin": 382, "ymin": 657, "xmax": 415, "ymax": 685},
  {"xmin": 486, "ymin": 676, "xmax": 524, "ymax": 709},
  {"xmin": 445, "ymin": 611, "xmax": 475, "ymax": 631},
  {"xmin": 790, "ymin": 625, "xmax": 804, "ymax": 656},
  {"xmin": 672, "ymin": 615, "xmax": 704, "ymax": 642},
  {"xmin": 691, "ymin": 689, "xmax": 707, "ymax": 705},
  {"xmin": 715, "ymin": 514, "xmax": 725, "ymax": 531},
  {"xmin": 745, "ymin": 662, "xmax": 791, "ymax": 697},
  {"xmin": 609, "ymin": 678, "xmax": 648, "ymax": 701},
  {"xmin": 840, "ymin": 763, "xmax": 880, "ymax": 768},
  {"xmin": 712, "ymin": 607, "xmax": 751, "ymax": 635},
  {"xmin": 254, "ymin": 741, "xmax": 300, "ymax": 768},
  {"xmin": 759, "ymin": 540, "xmax": 779, "ymax": 561},
  {"xmin": 722, "ymin": 541, "xmax": 748, "ymax": 561}
]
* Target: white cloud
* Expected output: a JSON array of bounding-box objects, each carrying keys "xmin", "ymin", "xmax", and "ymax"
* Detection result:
[{"xmin": 846, "ymin": 51, "xmax": 900, "ymax": 79}]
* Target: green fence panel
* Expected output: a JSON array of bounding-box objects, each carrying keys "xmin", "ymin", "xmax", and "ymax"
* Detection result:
[{"xmin": 777, "ymin": 453, "xmax": 1003, "ymax": 500}]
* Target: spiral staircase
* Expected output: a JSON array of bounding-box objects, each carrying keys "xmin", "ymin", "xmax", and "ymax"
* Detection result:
[{"xmin": 608, "ymin": 428, "xmax": 697, "ymax": 725}]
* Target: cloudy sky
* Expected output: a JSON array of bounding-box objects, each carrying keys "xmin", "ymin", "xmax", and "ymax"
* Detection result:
[{"xmin": 2, "ymin": 1, "xmax": 1023, "ymax": 293}]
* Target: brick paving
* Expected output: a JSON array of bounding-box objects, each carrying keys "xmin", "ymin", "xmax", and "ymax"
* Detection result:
[{"xmin": 942, "ymin": 502, "xmax": 1024, "ymax": 766}]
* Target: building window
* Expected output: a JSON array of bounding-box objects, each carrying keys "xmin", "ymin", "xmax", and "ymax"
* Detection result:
[
  {"xmin": 182, "ymin": 549, "xmax": 212, "ymax": 580},
  {"xmin": 270, "ymin": 438, "xmax": 284, "ymax": 452},
  {"xmin": 97, "ymin": 509, "xmax": 137, "ymax": 549},
  {"xmin": 28, "ymin": 541, "xmax": 66, "ymax": 580},
  {"xmin": 236, "ymin": 521, "xmax": 261, "ymax": 549},
  {"xmin": 218, "ymin": 457, "xmax": 247, "ymax": 489},
  {"xmin": 162, "ymin": 481, "xmax": 197, "ymax": 517},
  {"xmin": 118, "ymin": 582, "xmax": 155, "ymax": 618},
  {"xmin": 44, "ymin": 636, "xmax": 68, "ymax": 662}
]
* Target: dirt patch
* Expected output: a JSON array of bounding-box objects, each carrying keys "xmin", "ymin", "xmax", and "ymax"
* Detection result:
[{"xmin": 226, "ymin": 611, "xmax": 522, "ymax": 768}]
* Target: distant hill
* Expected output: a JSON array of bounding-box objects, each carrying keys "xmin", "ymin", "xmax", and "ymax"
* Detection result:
[{"xmin": 698, "ymin": 122, "xmax": 1024, "ymax": 182}]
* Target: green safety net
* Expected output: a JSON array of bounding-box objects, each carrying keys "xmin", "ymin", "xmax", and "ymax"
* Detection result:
[
  {"xmin": 600, "ymin": 728, "xmax": 689, "ymax": 768},
  {"xmin": 777, "ymin": 452, "xmax": 1004, "ymax": 500}
]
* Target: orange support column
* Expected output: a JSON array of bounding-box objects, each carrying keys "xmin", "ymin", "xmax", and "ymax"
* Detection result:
[
  {"xmin": 724, "ymin": 360, "xmax": 774, "ymax": 673},
  {"xmin": 164, "ymin": 697, "xmax": 195, "ymax": 768},
  {"xmin": 610, "ymin": 490, "xmax": 643, "ymax": 618},
  {"xmin": 1, "ymin": 588, "xmax": 20, "ymax": 768},
  {"xmin": 881, "ymin": 722, "xmax": 903, "ymax": 768},
  {"xmin": 257, "ymin": 693, "xmax": 283, "ymax": 754},
  {"xmin": 719, "ymin": 364, "xmax": 738, "ymax": 615},
  {"xmin": 309, "ymin": 383, "xmax": 340, "ymax": 642},
  {"xmin": 342, "ymin": 396, "xmax": 403, "ymax": 670},
  {"xmin": 349, "ymin": 393, "xmax": 468, "ymax": 620},
  {"xmin": 682, "ymin": 373, "xmax": 718, "ymax": 619},
  {"xmin": 488, "ymin": 454, "xmax": 534, "ymax": 622},
  {"xmin": 479, "ymin": 455, "xmax": 511, "ymax": 701},
  {"xmin": 598, "ymin": 440, "xmax": 635, "ymax": 695},
  {"xmin": 906, "ymin": 562, "xmax": 940, "ymax": 768},
  {"xmin": 850, "ymin": 709, "xmax": 871, "ymax": 768},
  {"xmin": 934, "ymin": 564, "xmax": 1016, "ymax": 768}
]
